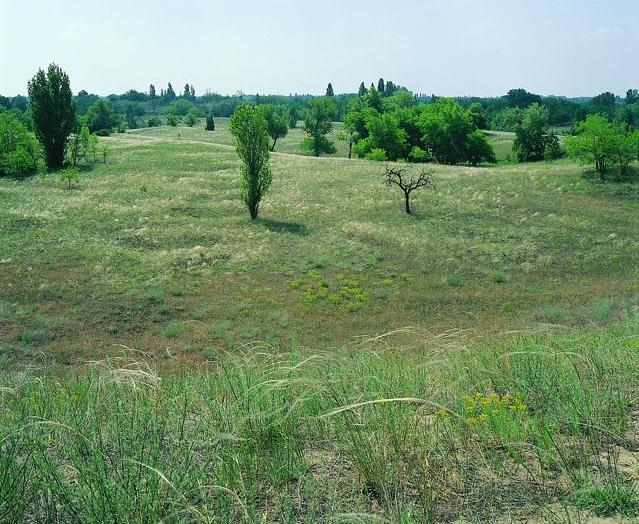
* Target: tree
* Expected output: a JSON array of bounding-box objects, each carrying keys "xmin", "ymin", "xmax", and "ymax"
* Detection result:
[
  {"xmin": 352, "ymin": 111, "xmax": 408, "ymax": 161},
  {"xmin": 467, "ymin": 102, "xmax": 487, "ymax": 130},
  {"xmin": 418, "ymin": 98, "xmax": 495, "ymax": 165},
  {"xmin": 125, "ymin": 104, "xmax": 138, "ymax": 129},
  {"xmin": 184, "ymin": 110, "xmax": 198, "ymax": 127},
  {"xmin": 205, "ymin": 113, "xmax": 215, "ymax": 131},
  {"xmin": 165, "ymin": 82, "xmax": 176, "ymax": 101},
  {"xmin": 100, "ymin": 142, "xmax": 111, "ymax": 163},
  {"xmin": 229, "ymin": 105, "xmax": 272, "ymax": 219},
  {"xmin": 87, "ymin": 100, "xmax": 119, "ymax": 135},
  {"xmin": 149, "ymin": 84, "xmax": 156, "ymax": 98},
  {"xmin": 383, "ymin": 166, "xmax": 433, "ymax": 214},
  {"xmin": 506, "ymin": 88, "xmax": 542, "ymax": 109},
  {"xmin": 190, "ymin": 85, "xmax": 195, "ymax": 98},
  {"xmin": 626, "ymin": 89, "xmax": 638, "ymax": 105},
  {"xmin": 513, "ymin": 103, "xmax": 551, "ymax": 162},
  {"xmin": 0, "ymin": 111, "xmax": 40, "ymax": 178},
  {"xmin": 358, "ymin": 82, "xmax": 367, "ymax": 97},
  {"xmin": 613, "ymin": 129, "xmax": 639, "ymax": 177},
  {"xmin": 59, "ymin": 166, "xmax": 79, "ymax": 189},
  {"xmin": 261, "ymin": 104, "xmax": 288, "ymax": 151},
  {"xmin": 167, "ymin": 114, "xmax": 179, "ymax": 126},
  {"xmin": 466, "ymin": 130, "xmax": 497, "ymax": 166},
  {"xmin": 88, "ymin": 134, "xmax": 98, "ymax": 162},
  {"xmin": 301, "ymin": 97, "xmax": 337, "ymax": 157},
  {"xmin": 565, "ymin": 114, "xmax": 619, "ymax": 181},
  {"xmin": 377, "ymin": 78, "xmax": 385, "ymax": 95},
  {"xmin": 288, "ymin": 106, "xmax": 299, "ymax": 129},
  {"xmin": 326, "ymin": 83, "xmax": 334, "ymax": 97},
  {"xmin": 27, "ymin": 63, "xmax": 75, "ymax": 170}
]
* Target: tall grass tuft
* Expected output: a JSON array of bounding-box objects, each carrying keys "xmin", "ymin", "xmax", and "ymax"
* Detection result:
[{"xmin": 1, "ymin": 322, "xmax": 638, "ymax": 521}]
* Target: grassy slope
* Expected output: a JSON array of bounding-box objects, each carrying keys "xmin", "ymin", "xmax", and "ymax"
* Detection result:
[
  {"xmin": 2, "ymin": 323, "xmax": 639, "ymax": 521},
  {"xmin": 0, "ymin": 125, "xmax": 637, "ymax": 367},
  {"xmin": 1, "ymin": 124, "xmax": 639, "ymax": 521}
]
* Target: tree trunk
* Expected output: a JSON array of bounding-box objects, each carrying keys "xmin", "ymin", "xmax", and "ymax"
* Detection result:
[
  {"xmin": 271, "ymin": 138, "xmax": 277, "ymax": 152},
  {"xmin": 348, "ymin": 140, "xmax": 352, "ymax": 159},
  {"xmin": 404, "ymin": 192, "xmax": 411, "ymax": 214}
]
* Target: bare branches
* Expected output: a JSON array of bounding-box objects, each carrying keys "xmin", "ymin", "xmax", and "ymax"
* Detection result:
[{"xmin": 383, "ymin": 166, "xmax": 434, "ymax": 214}]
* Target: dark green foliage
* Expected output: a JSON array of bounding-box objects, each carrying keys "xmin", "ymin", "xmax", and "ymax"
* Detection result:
[
  {"xmin": 513, "ymin": 103, "xmax": 552, "ymax": 162},
  {"xmin": 565, "ymin": 114, "xmax": 638, "ymax": 180},
  {"xmin": 352, "ymin": 111, "xmax": 408, "ymax": 161},
  {"xmin": 149, "ymin": 84, "xmax": 156, "ymax": 98},
  {"xmin": 125, "ymin": 104, "xmax": 138, "ymax": 129},
  {"xmin": 377, "ymin": 78, "xmax": 385, "ymax": 95},
  {"xmin": 261, "ymin": 104, "xmax": 289, "ymax": 151},
  {"xmin": 165, "ymin": 82, "xmax": 176, "ymax": 101},
  {"xmin": 164, "ymin": 100, "xmax": 195, "ymax": 117},
  {"xmin": 358, "ymin": 82, "xmax": 367, "ymax": 97},
  {"xmin": 205, "ymin": 113, "xmax": 215, "ymax": 131},
  {"xmin": 87, "ymin": 100, "xmax": 119, "ymax": 135},
  {"xmin": 0, "ymin": 111, "xmax": 40, "ymax": 177},
  {"xmin": 326, "ymin": 83, "xmax": 334, "ymax": 97},
  {"xmin": 506, "ymin": 88, "xmax": 542, "ymax": 109},
  {"xmin": 467, "ymin": 102, "xmax": 487, "ymax": 130},
  {"xmin": 418, "ymin": 98, "xmax": 495, "ymax": 165},
  {"xmin": 184, "ymin": 110, "xmax": 198, "ymax": 127},
  {"xmin": 27, "ymin": 63, "xmax": 75, "ymax": 170},
  {"xmin": 229, "ymin": 105, "xmax": 272, "ymax": 219},
  {"xmin": 166, "ymin": 114, "xmax": 179, "ymax": 127},
  {"xmin": 301, "ymin": 97, "xmax": 337, "ymax": 157},
  {"xmin": 147, "ymin": 116, "xmax": 161, "ymax": 127}
]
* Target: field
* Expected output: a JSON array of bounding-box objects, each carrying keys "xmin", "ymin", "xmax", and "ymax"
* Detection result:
[{"xmin": 1, "ymin": 123, "xmax": 639, "ymax": 521}]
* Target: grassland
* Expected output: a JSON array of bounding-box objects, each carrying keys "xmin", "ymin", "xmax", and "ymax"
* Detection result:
[{"xmin": 1, "ymin": 123, "xmax": 639, "ymax": 521}]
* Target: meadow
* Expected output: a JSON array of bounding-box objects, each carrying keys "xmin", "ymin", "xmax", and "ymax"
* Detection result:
[{"xmin": 1, "ymin": 123, "xmax": 639, "ymax": 521}]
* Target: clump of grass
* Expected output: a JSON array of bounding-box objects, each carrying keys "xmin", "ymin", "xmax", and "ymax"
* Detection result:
[
  {"xmin": 169, "ymin": 284, "xmax": 184, "ymax": 297},
  {"xmin": 574, "ymin": 481, "xmax": 639, "ymax": 517},
  {"xmin": 594, "ymin": 297, "xmax": 615, "ymax": 322},
  {"xmin": 446, "ymin": 274, "xmax": 462, "ymax": 287},
  {"xmin": 163, "ymin": 321, "xmax": 189, "ymax": 338},
  {"xmin": 17, "ymin": 329, "xmax": 48, "ymax": 345},
  {"xmin": 1, "ymin": 322, "xmax": 637, "ymax": 521},
  {"xmin": 491, "ymin": 269, "xmax": 507, "ymax": 283}
]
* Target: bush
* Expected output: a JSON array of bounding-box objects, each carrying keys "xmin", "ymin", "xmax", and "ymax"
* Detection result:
[
  {"xmin": 365, "ymin": 148, "xmax": 387, "ymax": 161},
  {"xmin": 0, "ymin": 111, "xmax": 40, "ymax": 178},
  {"xmin": 167, "ymin": 114, "xmax": 179, "ymax": 127},
  {"xmin": 147, "ymin": 117, "xmax": 161, "ymax": 127}
]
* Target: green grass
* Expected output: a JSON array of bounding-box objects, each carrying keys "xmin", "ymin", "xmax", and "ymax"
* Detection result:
[
  {"xmin": 1, "ymin": 322, "xmax": 639, "ymax": 521},
  {"xmin": 0, "ymin": 124, "xmax": 638, "ymax": 520},
  {"xmin": 0, "ymin": 126, "xmax": 637, "ymax": 365}
]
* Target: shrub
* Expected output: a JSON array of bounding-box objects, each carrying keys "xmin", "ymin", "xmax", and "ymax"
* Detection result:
[
  {"xmin": 365, "ymin": 148, "xmax": 387, "ymax": 161},
  {"xmin": 147, "ymin": 117, "xmax": 161, "ymax": 127},
  {"xmin": 0, "ymin": 112, "xmax": 40, "ymax": 178},
  {"xmin": 59, "ymin": 167, "xmax": 79, "ymax": 189}
]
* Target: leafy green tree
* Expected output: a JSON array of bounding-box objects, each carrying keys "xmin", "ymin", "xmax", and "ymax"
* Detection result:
[
  {"xmin": 27, "ymin": 63, "xmax": 75, "ymax": 169},
  {"xmin": 0, "ymin": 111, "xmax": 40, "ymax": 177},
  {"xmin": 466, "ymin": 130, "xmax": 497, "ymax": 165},
  {"xmin": 377, "ymin": 78, "xmax": 385, "ymax": 95},
  {"xmin": 148, "ymin": 117, "xmax": 161, "ymax": 127},
  {"xmin": 80, "ymin": 125, "xmax": 91, "ymax": 161},
  {"xmin": 165, "ymin": 100, "xmax": 196, "ymax": 117},
  {"xmin": 301, "ymin": 97, "xmax": 337, "ymax": 157},
  {"xmin": 613, "ymin": 129, "xmax": 639, "ymax": 176},
  {"xmin": 418, "ymin": 98, "xmax": 494, "ymax": 165},
  {"xmin": 288, "ymin": 106, "xmax": 299, "ymax": 129},
  {"xmin": 467, "ymin": 102, "xmax": 487, "ymax": 130},
  {"xmin": 229, "ymin": 105, "xmax": 272, "ymax": 219},
  {"xmin": 261, "ymin": 104, "xmax": 288, "ymax": 151},
  {"xmin": 125, "ymin": 104, "xmax": 138, "ymax": 129},
  {"xmin": 184, "ymin": 111, "xmax": 198, "ymax": 127},
  {"xmin": 364, "ymin": 85, "xmax": 383, "ymax": 112},
  {"xmin": 87, "ymin": 100, "xmax": 119, "ymax": 135},
  {"xmin": 165, "ymin": 82, "xmax": 176, "ymax": 101},
  {"xmin": 626, "ymin": 89, "xmax": 638, "ymax": 105},
  {"xmin": 513, "ymin": 103, "xmax": 551, "ymax": 162},
  {"xmin": 59, "ymin": 166, "xmax": 79, "ymax": 189},
  {"xmin": 88, "ymin": 134, "xmax": 98, "ymax": 162},
  {"xmin": 205, "ymin": 113, "xmax": 215, "ymax": 131},
  {"xmin": 326, "ymin": 83, "xmax": 334, "ymax": 97},
  {"xmin": 167, "ymin": 114, "xmax": 179, "ymax": 126},
  {"xmin": 358, "ymin": 82, "xmax": 367, "ymax": 97},
  {"xmin": 491, "ymin": 107, "xmax": 524, "ymax": 131},
  {"xmin": 352, "ymin": 111, "xmax": 408, "ymax": 161},
  {"xmin": 149, "ymin": 84, "xmax": 156, "ymax": 98},
  {"xmin": 183, "ymin": 84, "xmax": 191, "ymax": 98},
  {"xmin": 565, "ymin": 114, "xmax": 619, "ymax": 181},
  {"xmin": 506, "ymin": 88, "xmax": 542, "ymax": 109}
]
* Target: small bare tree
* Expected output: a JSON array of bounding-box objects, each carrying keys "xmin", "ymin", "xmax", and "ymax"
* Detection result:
[{"xmin": 383, "ymin": 166, "xmax": 433, "ymax": 214}]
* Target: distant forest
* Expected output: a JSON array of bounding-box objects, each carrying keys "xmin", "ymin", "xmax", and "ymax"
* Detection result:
[{"xmin": 2, "ymin": 80, "xmax": 638, "ymax": 134}]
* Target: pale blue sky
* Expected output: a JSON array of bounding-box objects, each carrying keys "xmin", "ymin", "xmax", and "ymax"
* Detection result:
[{"xmin": 2, "ymin": 0, "xmax": 638, "ymax": 97}]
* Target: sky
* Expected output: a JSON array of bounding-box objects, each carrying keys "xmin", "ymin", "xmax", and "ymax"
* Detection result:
[{"xmin": 2, "ymin": 0, "xmax": 638, "ymax": 98}]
